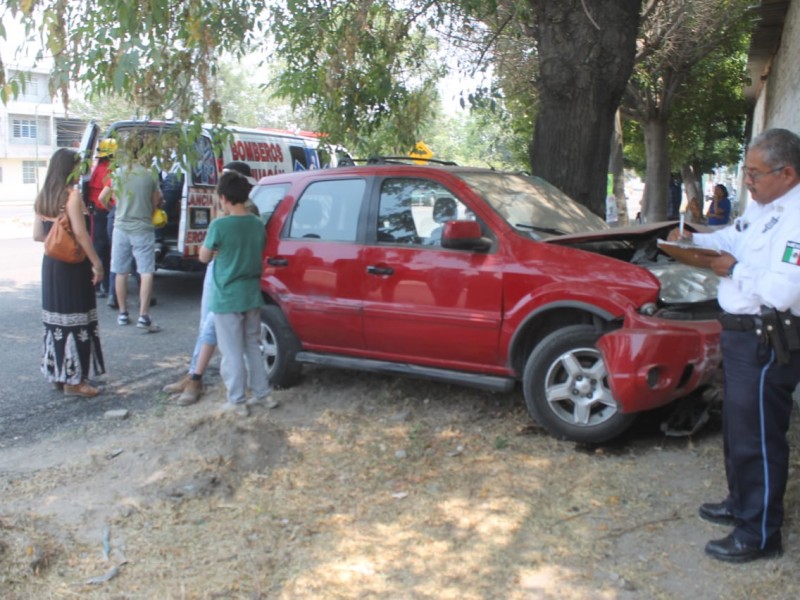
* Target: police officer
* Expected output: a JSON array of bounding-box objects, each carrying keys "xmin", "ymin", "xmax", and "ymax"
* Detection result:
[{"xmin": 669, "ymin": 128, "xmax": 800, "ymax": 562}]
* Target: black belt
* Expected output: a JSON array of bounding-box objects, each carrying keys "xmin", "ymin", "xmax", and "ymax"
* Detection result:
[{"xmin": 719, "ymin": 312, "xmax": 761, "ymax": 332}]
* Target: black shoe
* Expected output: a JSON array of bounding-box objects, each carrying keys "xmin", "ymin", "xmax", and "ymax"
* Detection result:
[
  {"xmin": 108, "ymin": 297, "xmax": 119, "ymax": 309},
  {"xmin": 150, "ymin": 297, "xmax": 157, "ymax": 306},
  {"xmin": 705, "ymin": 533, "xmax": 782, "ymax": 563},
  {"xmin": 699, "ymin": 502, "xmax": 739, "ymax": 527}
]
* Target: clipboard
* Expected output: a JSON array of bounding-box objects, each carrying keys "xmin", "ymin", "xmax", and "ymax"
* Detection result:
[{"xmin": 657, "ymin": 239, "xmax": 722, "ymax": 269}]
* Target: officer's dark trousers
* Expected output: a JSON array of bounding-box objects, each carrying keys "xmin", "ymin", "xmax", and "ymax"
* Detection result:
[{"xmin": 721, "ymin": 330, "xmax": 800, "ymax": 547}]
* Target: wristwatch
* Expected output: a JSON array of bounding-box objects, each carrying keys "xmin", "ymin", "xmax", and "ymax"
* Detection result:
[{"xmin": 726, "ymin": 261, "xmax": 737, "ymax": 278}]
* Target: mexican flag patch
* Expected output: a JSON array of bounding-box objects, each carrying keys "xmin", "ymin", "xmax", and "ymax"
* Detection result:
[{"xmin": 783, "ymin": 241, "xmax": 800, "ymax": 265}]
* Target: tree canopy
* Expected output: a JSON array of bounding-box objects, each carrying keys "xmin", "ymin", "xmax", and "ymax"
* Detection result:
[{"xmin": 1, "ymin": 0, "xmax": 756, "ymax": 218}]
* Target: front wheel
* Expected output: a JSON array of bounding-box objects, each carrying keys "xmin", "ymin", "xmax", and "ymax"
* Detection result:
[
  {"xmin": 260, "ymin": 305, "xmax": 301, "ymax": 389},
  {"xmin": 522, "ymin": 325, "xmax": 635, "ymax": 443}
]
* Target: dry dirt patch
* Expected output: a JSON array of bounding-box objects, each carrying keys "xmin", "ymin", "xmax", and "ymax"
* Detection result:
[{"xmin": 2, "ymin": 368, "xmax": 800, "ymax": 599}]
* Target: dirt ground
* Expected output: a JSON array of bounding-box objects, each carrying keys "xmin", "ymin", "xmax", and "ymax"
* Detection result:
[{"xmin": 2, "ymin": 366, "xmax": 800, "ymax": 599}]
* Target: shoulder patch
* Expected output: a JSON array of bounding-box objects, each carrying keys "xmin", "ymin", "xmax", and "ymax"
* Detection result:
[{"xmin": 782, "ymin": 241, "xmax": 800, "ymax": 265}]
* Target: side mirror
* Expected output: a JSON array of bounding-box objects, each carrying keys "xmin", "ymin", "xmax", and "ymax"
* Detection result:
[{"xmin": 441, "ymin": 220, "xmax": 491, "ymax": 252}]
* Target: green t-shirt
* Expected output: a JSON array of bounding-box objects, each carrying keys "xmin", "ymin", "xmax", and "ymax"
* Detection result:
[
  {"xmin": 113, "ymin": 165, "xmax": 158, "ymax": 233},
  {"xmin": 203, "ymin": 214, "xmax": 265, "ymax": 313}
]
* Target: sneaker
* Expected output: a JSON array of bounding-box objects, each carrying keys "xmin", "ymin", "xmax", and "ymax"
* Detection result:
[
  {"xmin": 247, "ymin": 394, "xmax": 279, "ymax": 409},
  {"xmin": 177, "ymin": 379, "xmax": 203, "ymax": 406},
  {"xmin": 137, "ymin": 315, "xmax": 161, "ymax": 333},
  {"xmin": 64, "ymin": 381, "xmax": 100, "ymax": 398},
  {"xmin": 219, "ymin": 402, "xmax": 250, "ymax": 417},
  {"xmin": 162, "ymin": 374, "xmax": 191, "ymax": 394},
  {"xmin": 117, "ymin": 311, "xmax": 130, "ymax": 325},
  {"xmin": 108, "ymin": 297, "xmax": 119, "ymax": 309}
]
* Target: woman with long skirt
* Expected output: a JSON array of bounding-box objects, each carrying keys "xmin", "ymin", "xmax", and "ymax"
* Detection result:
[{"xmin": 33, "ymin": 148, "xmax": 106, "ymax": 397}]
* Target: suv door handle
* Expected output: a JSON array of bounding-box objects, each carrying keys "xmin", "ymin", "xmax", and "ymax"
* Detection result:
[
  {"xmin": 367, "ymin": 265, "xmax": 394, "ymax": 276},
  {"xmin": 267, "ymin": 257, "xmax": 289, "ymax": 266}
]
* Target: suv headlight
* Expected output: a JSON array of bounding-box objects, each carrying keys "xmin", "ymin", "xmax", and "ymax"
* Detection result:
[{"xmin": 647, "ymin": 263, "xmax": 720, "ymax": 304}]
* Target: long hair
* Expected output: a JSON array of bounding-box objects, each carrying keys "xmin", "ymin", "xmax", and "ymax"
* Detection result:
[{"xmin": 33, "ymin": 148, "xmax": 80, "ymax": 218}]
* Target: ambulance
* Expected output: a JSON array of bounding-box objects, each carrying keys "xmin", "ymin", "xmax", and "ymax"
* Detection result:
[{"xmin": 80, "ymin": 120, "xmax": 320, "ymax": 271}]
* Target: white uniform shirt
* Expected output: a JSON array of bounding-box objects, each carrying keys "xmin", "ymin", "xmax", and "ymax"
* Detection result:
[{"xmin": 692, "ymin": 183, "xmax": 800, "ymax": 316}]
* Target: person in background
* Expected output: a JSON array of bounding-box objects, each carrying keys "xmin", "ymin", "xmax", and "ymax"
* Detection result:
[
  {"xmin": 668, "ymin": 173, "xmax": 683, "ymax": 220},
  {"xmin": 198, "ymin": 170, "xmax": 272, "ymax": 417},
  {"xmin": 668, "ymin": 128, "xmax": 800, "ymax": 563},
  {"xmin": 33, "ymin": 148, "xmax": 106, "ymax": 398},
  {"xmin": 162, "ymin": 162, "xmax": 276, "ymax": 408},
  {"xmin": 706, "ymin": 183, "xmax": 732, "ymax": 226},
  {"xmin": 86, "ymin": 138, "xmax": 116, "ymax": 298},
  {"xmin": 100, "ymin": 137, "xmax": 163, "ymax": 331}
]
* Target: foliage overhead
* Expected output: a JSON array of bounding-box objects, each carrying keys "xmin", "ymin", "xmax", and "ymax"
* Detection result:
[
  {"xmin": 1, "ymin": 1, "xmax": 266, "ymax": 123},
  {"xmin": 266, "ymin": 0, "xmax": 446, "ymax": 154}
]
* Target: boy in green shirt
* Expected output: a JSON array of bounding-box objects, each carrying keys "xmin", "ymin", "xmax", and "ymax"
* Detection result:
[{"xmin": 199, "ymin": 171, "xmax": 271, "ymax": 416}]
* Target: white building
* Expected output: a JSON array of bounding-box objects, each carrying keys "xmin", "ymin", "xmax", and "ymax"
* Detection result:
[{"xmin": 0, "ymin": 64, "xmax": 85, "ymax": 204}]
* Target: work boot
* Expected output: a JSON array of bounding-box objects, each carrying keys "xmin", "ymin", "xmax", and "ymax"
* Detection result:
[
  {"xmin": 163, "ymin": 374, "xmax": 190, "ymax": 394},
  {"xmin": 177, "ymin": 379, "xmax": 203, "ymax": 406}
]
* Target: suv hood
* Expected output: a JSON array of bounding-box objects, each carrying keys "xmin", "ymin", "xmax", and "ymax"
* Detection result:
[{"xmin": 542, "ymin": 221, "xmax": 721, "ymax": 307}]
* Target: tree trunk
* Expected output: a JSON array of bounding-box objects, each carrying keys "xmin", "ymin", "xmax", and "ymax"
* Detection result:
[
  {"xmin": 609, "ymin": 110, "xmax": 628, "ymax": 226},
  {"xmin": 642, "ymin": 118, "xmax": 670, "ymax": 222},
  {"xmin": 680, "ymin": 163, "xmax": 701, "ymax": 212},
  {"xmin": 529, "ymin": 0, "xmax": 641, "ymax": 217}
]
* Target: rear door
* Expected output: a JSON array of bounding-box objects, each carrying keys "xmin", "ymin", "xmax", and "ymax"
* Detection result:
[
  {"xmin": 181, "ymin": 131, "xmax": 219, "ymax": 258},
  {"xmin": 265, "ymin": 176, "xmax": 369, "ymax": 351},
  {"xmin": 78, "ymin": 120, "xmax": 101, "ymax": 203}
]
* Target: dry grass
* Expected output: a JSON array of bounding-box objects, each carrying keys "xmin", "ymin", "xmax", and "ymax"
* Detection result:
[{"xmin": 2, "ymin": 368, "xmax": 800, "ymax": 599}]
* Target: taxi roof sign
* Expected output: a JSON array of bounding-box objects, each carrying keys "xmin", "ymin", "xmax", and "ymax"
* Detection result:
[{"xmin": 408, "ymin": 141, "xmax": 434, "ymax": 164}]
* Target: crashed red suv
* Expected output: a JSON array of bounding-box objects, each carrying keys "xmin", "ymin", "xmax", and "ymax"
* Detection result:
[{"xmin": 251, "ymin": 163, "xmax": 722, "ymax": 443}]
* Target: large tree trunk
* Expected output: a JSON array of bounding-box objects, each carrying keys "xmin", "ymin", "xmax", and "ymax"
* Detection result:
[
  {"xmin": 642, "ymin": 118, "xmax": 670, "ymax": 222},
  {"xmin": 609, "ymin": 109, "xmax": 628, "ymax": 226},
  {"xmin": 681, "ymin": 163, "xmax": 702, "ymax": 212},
  {"xmin": 529, "ymin": 0, "xmax": 641, "ymax": 217}
]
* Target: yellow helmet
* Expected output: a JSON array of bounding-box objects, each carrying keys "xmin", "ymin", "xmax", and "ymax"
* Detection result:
[
  {"xmin": 152, "ymin": 208, "xmax": 168, "ymax": 228},
  {"xmin": 96, "ymin": 138, "xmax": 118, "ymax": 158}
]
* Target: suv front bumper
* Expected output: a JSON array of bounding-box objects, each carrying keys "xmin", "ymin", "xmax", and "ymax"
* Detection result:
[{"xmin": 596, "ymin": 308, "xmax": 722, "ymax": 414}]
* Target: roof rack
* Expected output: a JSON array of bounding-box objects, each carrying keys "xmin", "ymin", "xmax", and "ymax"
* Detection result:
[{"xmin": 339, "ymin": 156, "xmax": 459, "ymax": 167}]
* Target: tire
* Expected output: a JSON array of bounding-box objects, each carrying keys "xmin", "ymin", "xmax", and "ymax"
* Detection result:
[
  {"xmin": 522, "ymin": 324, "xmax": 636, "ymax": 443},
  {"xmin": 260, "ymin": 305, "xmax": 302, "ymax": 389}
]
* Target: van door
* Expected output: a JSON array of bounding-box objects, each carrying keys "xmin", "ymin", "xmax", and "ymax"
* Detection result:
[
  {"xmin": 179, "ymin": 133, "xmax": 219, "ymax": 261},
  {"xmin": 78, "ymin": 120, "xmax": 101, "ymax": 203}
]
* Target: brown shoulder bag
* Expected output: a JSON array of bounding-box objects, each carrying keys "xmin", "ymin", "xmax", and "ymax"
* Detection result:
[{"xmin": 44, "ymin": 210, "xmax": 86, "ymax": 264}]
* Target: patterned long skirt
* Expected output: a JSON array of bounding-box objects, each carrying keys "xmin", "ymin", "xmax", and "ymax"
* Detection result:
[{"xmin": 41, "ymin": 253, "xmax": 105, "ymax": 384}]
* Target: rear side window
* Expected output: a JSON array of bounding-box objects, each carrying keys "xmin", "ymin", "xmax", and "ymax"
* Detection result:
[
  {"xmin": 251, "ymin": 183, "xmax": 290, "ymax": 224},
  {"xmin": 288, "ymin": 179, "xmax": 365, "ymax": 242}
]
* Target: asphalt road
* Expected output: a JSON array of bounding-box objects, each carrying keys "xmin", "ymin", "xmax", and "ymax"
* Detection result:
[{"xmin": 0, "ymin": 220, "xmax": 205, "ymax": 449}]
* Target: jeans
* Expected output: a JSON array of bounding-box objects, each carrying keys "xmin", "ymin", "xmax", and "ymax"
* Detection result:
[{"xmin": 189, "ymin": 260, "xmax": 217, "ymax": 374}]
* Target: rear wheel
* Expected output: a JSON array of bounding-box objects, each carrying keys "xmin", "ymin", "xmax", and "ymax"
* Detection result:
[
  {"xmin": 522, "ymin": 325, "xmax": 635, "ymax": 443},
  {"xmin": 260, "ymin": 305, "xmax": 301, "ymax": 388}
]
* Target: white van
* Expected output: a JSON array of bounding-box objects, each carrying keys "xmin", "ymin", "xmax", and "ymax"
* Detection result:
[{"xmin": 80, "ymin": 120, "xmax": 320, "ymax": 271}]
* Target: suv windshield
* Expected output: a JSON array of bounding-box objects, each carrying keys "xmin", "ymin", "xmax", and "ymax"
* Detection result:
[{"xmin": 458, "ymin": 172, "xmax": 609, "ymax": 237}]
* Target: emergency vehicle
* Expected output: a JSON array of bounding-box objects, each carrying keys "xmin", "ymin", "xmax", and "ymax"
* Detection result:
[{"xmin": 80, "ymin": 120, "xmax": 321, "ymax": 271}]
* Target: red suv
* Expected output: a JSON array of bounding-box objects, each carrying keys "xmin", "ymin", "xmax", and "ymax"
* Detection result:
[{"xmin": 251, "ymin": 162, "xmax": 722, "ymax": 443}]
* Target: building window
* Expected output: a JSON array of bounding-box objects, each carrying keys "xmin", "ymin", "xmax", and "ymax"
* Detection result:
[
  {"xmin": 11, "ymin": 116, "xmax": 50, "ymax": 145},
  {"xmin": 22, "ymin": 161, "xmax": 46, "ymax": 184},
  {"xmin": 13, "ymin": 119, "xmax": 37, "ymax": 140}
]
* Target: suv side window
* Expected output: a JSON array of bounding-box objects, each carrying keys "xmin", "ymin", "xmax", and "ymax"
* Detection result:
[
  {"xmin": 250, "ymin": 183, "xmax": 290, "ymax": 225},
  {"xmin": 288, "ymin": 179, "xmax": 364, "ymax": 242},
  {"xmin": 378, "ymin": 178, "xmax": 467, "ymax": 246}
]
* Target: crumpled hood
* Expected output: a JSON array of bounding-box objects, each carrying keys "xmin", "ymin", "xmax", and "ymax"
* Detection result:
[{"xmin": 542, "ymin": 220, "xmax": 720, "ymax": 305}]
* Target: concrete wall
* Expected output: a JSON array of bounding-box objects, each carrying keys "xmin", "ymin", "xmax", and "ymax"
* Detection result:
[{"xmin": 753, "ymin": 0, "xmax": 800, "ymax": 135}]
